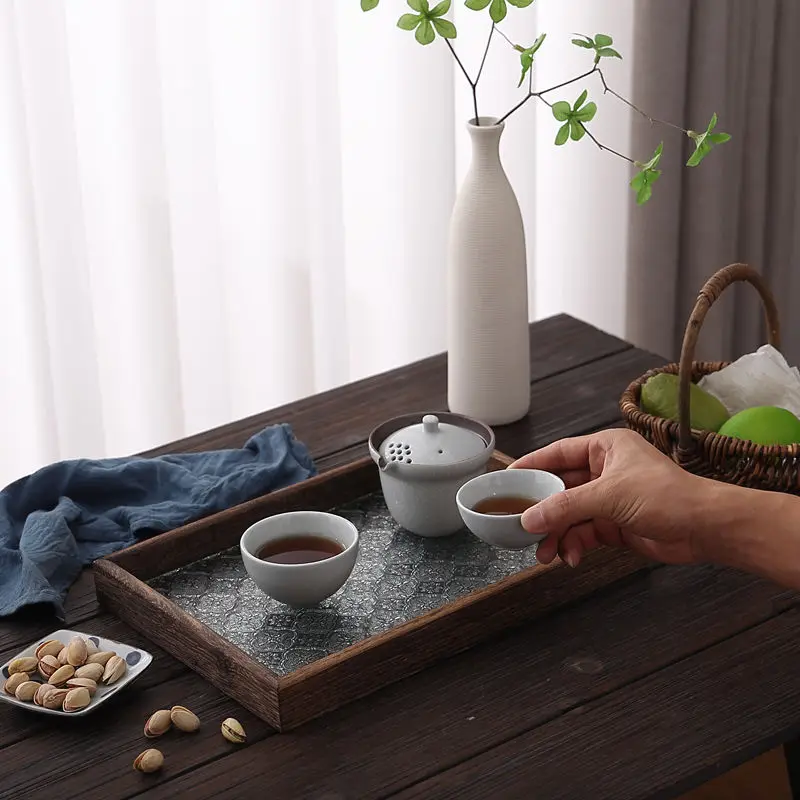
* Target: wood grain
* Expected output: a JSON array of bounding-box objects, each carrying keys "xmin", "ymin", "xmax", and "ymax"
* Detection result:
[{"xmin": 137, "ymin": 565, "xmax": 800, "ymax": 800}]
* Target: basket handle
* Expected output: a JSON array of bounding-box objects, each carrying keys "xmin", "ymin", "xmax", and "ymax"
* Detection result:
[{"xmin": 677, "ymin": 263, "xmax": 781, "ymax": 451}]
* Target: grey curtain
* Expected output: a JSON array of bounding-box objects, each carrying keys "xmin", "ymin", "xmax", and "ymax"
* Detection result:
[{"xmin": 626, "ymin": 0, "xmax": 800, "ymax": 365}]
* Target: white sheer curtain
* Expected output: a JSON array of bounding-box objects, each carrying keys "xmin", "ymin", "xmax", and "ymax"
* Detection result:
[{"xmin": 0, "ymin": 0, "xmax": 633, "ymax": 488}]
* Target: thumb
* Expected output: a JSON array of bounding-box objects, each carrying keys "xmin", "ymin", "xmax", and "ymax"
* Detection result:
[{"xmin": 521, "ymin": 481, "xmax": 604, "ymax": 539}]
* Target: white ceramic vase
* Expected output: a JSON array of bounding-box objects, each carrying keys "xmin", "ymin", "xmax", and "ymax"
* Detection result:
[{"xmin": 447, "ymin": 117, "xmax": 531, "ymax": 426}]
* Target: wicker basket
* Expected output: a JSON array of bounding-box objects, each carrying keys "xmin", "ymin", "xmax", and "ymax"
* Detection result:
[{"xmin": 620, "ymin": 263, "xmax": 800, "ymax": 494}]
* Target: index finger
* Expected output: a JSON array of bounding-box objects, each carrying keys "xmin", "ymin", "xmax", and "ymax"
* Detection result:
[{"xmin": 509, "ymin": 435, "xmax": 595, "ymax": 473}]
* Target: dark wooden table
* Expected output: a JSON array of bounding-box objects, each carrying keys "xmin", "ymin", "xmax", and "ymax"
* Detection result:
[{"xmin": 2, "ymin": 314, "xmax": 799, "ymax": 800}]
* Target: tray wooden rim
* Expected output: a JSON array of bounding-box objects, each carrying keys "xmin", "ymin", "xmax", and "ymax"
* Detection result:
[{"xmin": 94, "ymin": 450, "xmax": 649, "ymax": 730}]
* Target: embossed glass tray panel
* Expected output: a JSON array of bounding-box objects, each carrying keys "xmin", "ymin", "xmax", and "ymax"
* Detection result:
[{"xmin": 94, "ymin": 453, "xmax": 647, "ymax": 731}]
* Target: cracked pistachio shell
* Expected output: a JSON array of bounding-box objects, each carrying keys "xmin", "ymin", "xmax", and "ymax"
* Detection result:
[
  {"xmin": 74, "ymin": 663, "xmax": 104, "ymax": 682},
  {"xmin": 8, "ymin": 657, "xmax": 38, "ymax": 675},
  {"xmin": 66, "ymin": 677, "xmax": 97, "ymax": 697},
  {"xmin": 48, "ymin": 664, "xmax": 75, "ymax": 686},
  {"xmin": 3, "ymin": 672, "xmax": 29, "ymax": 696},
  {"xmin": 170, "ymin": 705, "xmax": 200, "ymax": 733},
  {"xmin": 102, "ymin": 655, "xmax": 126, "ymax": 685},
  {"xmin": 86, "ymin": 650, "xmax": 116, "ymax": 667},
  {"xmin": 63, "ymin": 686, "xmax": 91, "ymax": 712},
  {"xmin": 67, "ymin": 636, "xmax": 88, "ymax": 667},
  {"xmin": 57, "ymin": 647, "xmax": 70, "ymax": 665},
  {"xmin": 14, "ymin": 681, "xmax": 39, "ymax": 702},
  {"xmin": 42, "ymin": 687, "xmax": 69, "ymax": 710},
  {"xmin": 144, "ymin": 709, "xmax": 172, "ymax": 738},
  {"xmin": 34, "ymin": 639, "xmax": 64, "ymax": 660},
  {"xmin": 133, "ymin": 748, "xmax": 164, "ymax": 774},
  {"xmin": 34, "ymin": 682, "xmax": 56, "ymax": 706},
  {"xmin": 84, "ymin": 638, "xmax": 99, "ymax": 656},
  {"xmin": 221, "ymin": 717, "xmax": 246, "ymax": 744},
  {"xmin": 38, "ymin": 655, "xmax": 61, "ymax": 679}
]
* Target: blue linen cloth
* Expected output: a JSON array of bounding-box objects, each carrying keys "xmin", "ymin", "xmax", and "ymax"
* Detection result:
[{"xmin": 0, "ymin": 424, "xmax": 315, "ymax": 618}]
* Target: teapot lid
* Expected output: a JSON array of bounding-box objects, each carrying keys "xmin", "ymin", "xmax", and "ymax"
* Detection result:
[{"xmin": 377, "ymin": 413, "xmax": 489, "ymax": 467}]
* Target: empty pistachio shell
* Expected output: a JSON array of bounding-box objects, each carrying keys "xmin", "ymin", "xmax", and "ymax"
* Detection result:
[
  {"xmin": 3, "ymin": 672, "xmax": 29, "ymax": 696},
  {"xmin": 34, "ymin": 682, "xmax": 55, "ymax": 706},
  {"xmin": 66, "ymin": 636, "xmax": 88, "ymax": 667},
  {"xmin": 84, "ymin": 638, "xmax": 99, "ymax": 657},
  {"xmin": 42, "ymin": 688, "xmax": 69, "ymax": 710},
  {"xmin": 66, "ymin": 677, "xmax": 97, "ymax": 697},
  {"xmin": 133, "ymin": 748, "xmax": 164, "ymax": 774},
  {"xmin": 48, "ymin": 664, "xmax": 75, "ymax": 686},
  {"xmin": 144, "ymin": 709, "xmax": 172, "ymax": 738},
  {"xmin": 63, "ymin": 686, "xmax": 91, "ymax": 712},
  {"xmin": 102, "ymin": 655, "xmax": 126, "ymax": 685},
  {"xmin": 74, "ymin": 663, "xmax": 104, "ymax": 682},
  {"xmin": 34, "ymin": 639, "xmax": 64, "ymax": 660},
  {"xmin": 14, "ymin": 681, "xmax": 39, "ymax": 702},
  {"xmin": 170, "ymin": 705, "xmax": 200, "ymax": 733},
  {"xmin": 8, "ymin": 657, "xmax": 38, "ymax": 675},
  {"xmin": 86, "ymin": 650, "xmax": 115, "ymax": 667},
  {"xmin": 221, "ymin": 717, "xmax": 246, "ymax": 744},
  {"xmin": 38, "ymin": 655, "xmax": 61, "ymax": 679},
  {"xmin": 57, "ymin": 647, "xmax": 70, "ymax": 665}
]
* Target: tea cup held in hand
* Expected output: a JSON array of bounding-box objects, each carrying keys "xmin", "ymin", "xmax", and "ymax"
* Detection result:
[
  {"xmin": 456, "ymin": 469, "xmax": 565, "ymax": 550},
  {"xmin": 240, "ymin": 511, "xmax": 359, "ymax": 607}
]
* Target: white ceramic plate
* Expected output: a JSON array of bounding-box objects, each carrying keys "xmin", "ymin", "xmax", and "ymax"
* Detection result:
[{"xmin": 0, "ymin": 628, "xmax": 152, "ymax": 717}]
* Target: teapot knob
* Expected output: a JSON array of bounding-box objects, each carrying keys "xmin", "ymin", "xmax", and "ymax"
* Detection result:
[{"xmin": 422, "ymin": 414, "xmax": 439, "ymax": 433}]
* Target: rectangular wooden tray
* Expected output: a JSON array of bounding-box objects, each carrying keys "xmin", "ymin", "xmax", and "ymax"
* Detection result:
[{"xmin": 94, "ymin": 451, "xmax": 648, "ymax": 731}]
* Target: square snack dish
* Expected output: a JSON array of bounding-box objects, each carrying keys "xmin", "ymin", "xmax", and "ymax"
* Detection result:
[{"xmin": 0, "ymin": 629, "xmax": 152, "ymax": 717}]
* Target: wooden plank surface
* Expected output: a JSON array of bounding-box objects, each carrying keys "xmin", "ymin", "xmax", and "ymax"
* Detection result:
[{"xmin": 1, "ymin": 315, "xmax": 795, "ymax": 800}]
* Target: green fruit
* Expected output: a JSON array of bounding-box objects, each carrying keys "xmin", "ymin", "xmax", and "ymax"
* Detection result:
[
  {"xmin": 718, "ymin": 406, "xmax": 800, "ymax": 446},
  {"xmin": 640, "ymin": 373, "xmax": 729, "ymax": 432}
]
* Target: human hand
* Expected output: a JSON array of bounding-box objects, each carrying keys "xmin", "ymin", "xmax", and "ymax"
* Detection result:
[{"xmin": 510, "ymin": 429, "xmax": 709, "ymax": 568}]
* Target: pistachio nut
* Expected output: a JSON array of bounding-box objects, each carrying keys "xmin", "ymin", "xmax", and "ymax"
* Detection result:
[
  {"xmin": 34, "ymin": 682, "xmax": 56, "ymax": 706},
  {"xmin": 14, "ymin": 681, "xmax": 39, "ymax": 702},
  {"xmin": 221, "ymin": 717, "xmax": 246, "ymax": 744},
  {"xmin": 8, "ymin": 657, "xmax": 38, "ymax": 675},
  {"xmin": 37, "ymin": 655, "xmax": 61, "ymax": 679},
  {"xmin": 34, "ymin": 639, "xmax": 64, "ymax": 660},
  {"xmin": 57, "ymin": 647, "xmax": 69, "ymax": 665},
  {"xmin": 102, "ymin": 655, "xmax": 126, "ymax": 685},
  {"xmin": 48, "ymin": 664, "xmax": 75, "ymax": 686},
  {"xmin": 74, "ymin": 663, "xmax": 104, "ymax": 682},
  {"xmin": 66, "ymin": 677, "xmax": 97, "ymax": 697},
  {"xmin": 42, "ymin": 688, "xmax": 69, "ymax": 710},
  {"xmin": 63, "ymin": 686, "xmax": 91, "ymax": 713},
  {"xmin": 86, "ymin": 650, "xmax": 116, "ymax": 667},
  {"xmin": 133, "ymin": 748, "xmax": 164, "ymax": 774},
  {"xmin": 66, "ymin": 636, "xmax": 88, "ymax": 667},
  {"xmin": 84, "ymin": 638, "xmax": 99, "ymax": 657},
  {"xmin": 3, "ymin": 672, "xmax": 29, "ymax": 696},
  {"xmin": 170, "ymin": 705, "xmax": 200, "ymax": 733},
  {"xmin": 144, "ymin": 709, "xmax": 172, "ymax": 738}
]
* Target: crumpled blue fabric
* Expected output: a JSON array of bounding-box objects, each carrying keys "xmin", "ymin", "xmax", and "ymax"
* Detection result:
[{"xmin": 0, "ymin": 424, "xmax": 315, "ymax": 618}]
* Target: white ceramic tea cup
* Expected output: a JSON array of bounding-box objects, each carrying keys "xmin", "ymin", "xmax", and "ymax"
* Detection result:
[
  {"xmin": 456, "ymin": 469, "xmax": 566, "ymax": 550},
  {"xmin": 240, "ymin": 511, "xmax": 359, "ymax": 607}
]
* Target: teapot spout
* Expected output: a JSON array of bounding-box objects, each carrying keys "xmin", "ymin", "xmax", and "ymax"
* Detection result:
[{"xmin": 377, "ymin": 456, "xmax": 396, "ymax": 473}]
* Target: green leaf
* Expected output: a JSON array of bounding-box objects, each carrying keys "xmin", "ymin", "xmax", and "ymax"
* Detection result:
[
  {"xmin": 408, "ymin": 0, "xmax": 428, "ymax": 10},
  {"xmin": 686, "ymin": 140, "xmax": 711, "ymax": 167},
  {"xmin": 575, "ymin": 100, "xmax": 597, "ymax": 122},
  {"xmin": 530, "ymin": 32, "xmax": 546, "ymax": 54},
  {"xmin": 555, "ymin": 122, "xmax": 570, "ymax": 146},
  {"xmin": 594, "ymin": 33, "xmax": 613, "ymax": 47},
  {"xmin": 571, "ymin": 38, "xmax": 594, "ymax": 49},
  {"xmin": 707, "ymin": 112, "xmax": 718, "ymax": 132},
  {"xmin": 518, "ymin": 52, "xmax": 533, "ymax": 87},
  {"xmin": 429, "ymin": 0, "xmax": 451, "ymax": 15},
  {"xmin": 709, "ymin": 132, "xmax": 731, "ymax": 144},
  {"xmin": 630, "ymin": 171, "xmax": 646, "ymax": 191},
  {"xmin": 465, "ymin": 0, "xmax": 491, "ymax": 8},
  {"xmin": 415, "ymin": 17, "xmax": 435, "ymax": 43},
  {"xmin": 597, "ymin": 47, "xmax": 622, "ymax": 59},
  {"xmin": 397, "ymin": 13, "xmax": 420, "ymax": 29},
  {"xmin": 508, "ymin": 0, "xmax": 534, "ymax": 6},
  {"xmin": 432, "ymin": 17, "xmax": 457, "ymax": 37},
  {"xmin": 552, "ymin": 101, "xmax": 571, "ymax": 122},
  {"xmin": 361, "ymin": 0, "xmax": 380, "ymax": 10},
  {"xmin": 638, "ymin": 142, "xmax": 663, "ymax": 171},
  {"xmin": 570, "ymin": 119, "xmax": 585, "ymax": 141},
  {"xmin": 489, "ymin": 0, "xmax": 507, "ymax": 22},
  {"xmin": 574, "ymin": 89, "xmax": 588, "ymax": 109}
]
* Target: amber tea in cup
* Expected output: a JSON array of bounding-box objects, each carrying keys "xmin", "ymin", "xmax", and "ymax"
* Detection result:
[
  {"xmin": 472, "ymin": 496, "xmax": 538, "ymax": 516},
  {"xmin": 256, "ymin": 535, "xmax": 344, "ymax": 565}
]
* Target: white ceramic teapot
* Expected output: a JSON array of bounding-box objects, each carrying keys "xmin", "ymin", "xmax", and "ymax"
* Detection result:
[{"xmin": 368, "ymin": 412, "xmax": 495, "ymax": 537}]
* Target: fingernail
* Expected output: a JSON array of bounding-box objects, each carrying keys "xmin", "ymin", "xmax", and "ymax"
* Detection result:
[
  {"xmin": 522, "ymin": 505, "xmax": 546, "ymax": 533},
  {"xmin": 565, "ymin": 552, "xmax": 577, "ymax": 568}
]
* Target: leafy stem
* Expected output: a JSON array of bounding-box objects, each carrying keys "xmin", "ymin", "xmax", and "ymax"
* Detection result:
[{"xmin": 497, "ymin": 67, "xmax": 597, "ymax": 124}]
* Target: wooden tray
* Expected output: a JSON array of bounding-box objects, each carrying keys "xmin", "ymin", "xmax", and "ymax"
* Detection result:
[{"xmin": 94, "ymin": 451, "xmax": 648, "ymax": 731}]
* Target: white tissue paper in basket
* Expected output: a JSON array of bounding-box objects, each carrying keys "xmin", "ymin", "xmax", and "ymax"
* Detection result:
[{"xmin": 698, "ymin": 345, "xmax": 800, "ymax": 417}]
